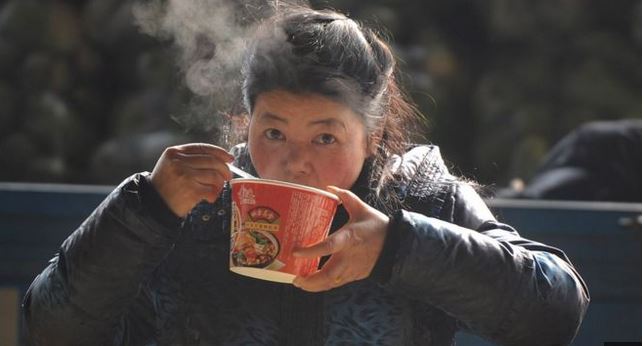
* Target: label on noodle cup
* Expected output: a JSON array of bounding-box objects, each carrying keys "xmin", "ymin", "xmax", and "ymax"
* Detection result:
[{"xmin": 229, "ymin": 178, "xmax": 339, "ymax": 284}]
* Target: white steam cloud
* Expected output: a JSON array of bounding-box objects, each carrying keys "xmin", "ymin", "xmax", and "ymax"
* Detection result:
[
  {"xmin": 133, "ymin": 0, "xmax": 269, "ymax": 98},
  {"xmin": 131, "ymin": 0, "xmax": 279, "ymax": 144},
  {"xmin": 131, "ymin": 0, "xmax": 314, "ymax": 145}
]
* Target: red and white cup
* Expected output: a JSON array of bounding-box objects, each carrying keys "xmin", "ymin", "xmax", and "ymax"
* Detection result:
[{"xmin": 229, "ymin": 178, "xmax": 340, "ymax": 284}]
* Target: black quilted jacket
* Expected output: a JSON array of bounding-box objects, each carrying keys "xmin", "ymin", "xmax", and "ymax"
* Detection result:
[{"xmin": 23, "ymin": 145, "xmax": 589, "ymax": 345}]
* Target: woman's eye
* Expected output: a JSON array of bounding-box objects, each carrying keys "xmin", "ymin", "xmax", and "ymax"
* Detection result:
[
  {"xmin": 313, "ymin": 133, "xmax": 337, "ymax": 145},
  {"xmin": 264, "ymin": 129, "xmax": 284, "ymax": 140}
]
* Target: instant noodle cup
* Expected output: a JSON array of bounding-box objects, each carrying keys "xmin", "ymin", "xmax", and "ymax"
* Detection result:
[{"xmin": 229, "ymin": 178, "xmax": 339, "ymax": 284}]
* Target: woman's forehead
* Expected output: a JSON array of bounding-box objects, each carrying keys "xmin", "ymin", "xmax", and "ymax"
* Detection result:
[{"xmin": 252, "ymin": 90, "xmax": 364, "ymax": 126}]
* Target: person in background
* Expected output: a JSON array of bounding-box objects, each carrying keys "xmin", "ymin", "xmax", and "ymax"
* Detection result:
[
  {"xmin": 23, "ymin": 5, "xmax": 589, "ymax": 345},
  {"xmin": 498, "ymin": 119, "xmax": 641, "ymax": 202}
]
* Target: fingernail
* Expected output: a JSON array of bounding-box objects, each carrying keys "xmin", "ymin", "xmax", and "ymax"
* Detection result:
[{"xmin": 292, "ymin": 279, "xmax": 301, "ymax": 287}]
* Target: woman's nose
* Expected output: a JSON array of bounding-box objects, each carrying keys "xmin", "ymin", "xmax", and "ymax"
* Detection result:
[{"xmin": 283, "ymin": 144, "xmax": 311, "ymax": 176}]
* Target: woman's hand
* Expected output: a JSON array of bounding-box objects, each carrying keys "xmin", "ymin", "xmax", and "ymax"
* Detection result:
[
  {"xmin": 150, "ymin": 143, "xmax": 234, "ymax": 218},
  {"xmin": 292, "ymin": 186, "xmax": 390, "ymax": 292}
]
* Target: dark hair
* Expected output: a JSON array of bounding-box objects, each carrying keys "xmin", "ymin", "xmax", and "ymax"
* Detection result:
[{"xmin": 241, "ymin": 6, "xmax": 424, "ymax": 208}]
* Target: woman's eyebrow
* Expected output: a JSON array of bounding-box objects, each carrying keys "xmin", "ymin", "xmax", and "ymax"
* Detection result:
[
  {"xmin": 308, "ymin": 118, "xmax": 347, "ymax": 131},
  {"xmin": 258, "ymin": 112, "xmax": 288, "ymax": 124}
]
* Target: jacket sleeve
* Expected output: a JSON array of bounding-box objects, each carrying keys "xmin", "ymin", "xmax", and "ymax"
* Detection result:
[
  {"xmin": 22, "ymin": 173, "xmax": 183, "ymax": 345},
  {"xmin": 372, "ymin": 183, "xmax": 590, "ymax": 346}
]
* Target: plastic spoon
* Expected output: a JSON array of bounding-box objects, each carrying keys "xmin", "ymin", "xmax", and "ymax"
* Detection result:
[{"xmin": 227, "ymin": 163, "xmax": 257, "ymax": 179}]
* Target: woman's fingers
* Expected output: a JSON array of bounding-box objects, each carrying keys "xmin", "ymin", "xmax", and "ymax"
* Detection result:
[
  {"xmin": 292, "ymin": 189, "xmax": 391, "ymax": 292},
  {"xmin": 191, "ymin": 180, "xmax": 221, "ymax": 203},
  {"xmin": 150, "ymin": 143, "xmax": 235, "ymax": 217},
  {"xmin": 173, "ymin": 143, "xmax": 235, "ymax": 162},
  {"xmin": 172, "ymin": 152, "xmax": 233, "ymax": 171},
  {"xmin": 176, "ymin": 158, "xmax": 232, "ymax": 182},
  {"xmin": 293, "ymin": 227, "xmax": 359, "ymax": 258},
  {"xmin": 190, "ymin": 167, "xmax": 230, "ymax": 186},
  {"xmin": 326, "ymin": 186, "xmax": 364, "ymax": 217},
  {"xmin": 169, "ymin": 146, "xmax": 234, "ymax": 181},
  {"xmin": 293, "ymin": 255, "xmax": 350, "ymax": 292},
  {"xmin": 292, "ymin": 190, "xmax": 364, "ymax": 255}
]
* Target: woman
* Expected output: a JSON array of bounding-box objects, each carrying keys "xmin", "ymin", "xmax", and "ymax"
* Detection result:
[{"xmin": 23, "ymin": 7, "xmax": 589, "ymax": 346}]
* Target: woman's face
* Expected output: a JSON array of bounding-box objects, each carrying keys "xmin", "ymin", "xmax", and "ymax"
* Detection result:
[{"xmin": 248, "ymin": 90, "xmax": 370, "ymax": 190}]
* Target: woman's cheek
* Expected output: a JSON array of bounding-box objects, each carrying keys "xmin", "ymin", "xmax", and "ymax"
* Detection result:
[
  {"xmin": 318, "ymin": 149, "xmax": 354, "ymax": 176},
  {"xmin": 257, "ymin": 137, "xmax": 282, "ymax": 152},
  {"xmin": 250, "ymin": 138, "xmax": 278, "ymax": 173}
]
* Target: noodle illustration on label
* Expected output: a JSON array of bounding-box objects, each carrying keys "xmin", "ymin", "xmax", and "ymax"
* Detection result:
[{"xmin": 231, "ymin": 204, "xmax": 282, "ymax": 269}]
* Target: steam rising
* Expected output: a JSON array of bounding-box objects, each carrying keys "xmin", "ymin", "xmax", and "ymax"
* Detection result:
[
  {"xmin": 133, "ymin": 0, "xmax": 265, "ymax": 97},
  {"xmin": 131, "ymin": 0, "xmax": 276, "ymax": 144}
]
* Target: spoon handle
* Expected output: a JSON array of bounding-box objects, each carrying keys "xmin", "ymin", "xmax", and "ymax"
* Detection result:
[{"xmin": 227, "ymin": 163, "xmax": 257, "ymax": 179}]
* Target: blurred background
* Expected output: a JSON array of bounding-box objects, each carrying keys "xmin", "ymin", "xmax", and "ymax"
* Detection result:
[
  {"xmin": 0, "ymin": 1, "xmax": 641, "ymax": 345},
  {"xmin": 0, "ymin": 0, "xmax": 640, "ymax": 194}
]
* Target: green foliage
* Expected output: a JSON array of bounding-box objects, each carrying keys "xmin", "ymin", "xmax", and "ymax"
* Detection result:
[{"xmin": 0, "ymin": 0, "xmax": 640, "ymax": 185}]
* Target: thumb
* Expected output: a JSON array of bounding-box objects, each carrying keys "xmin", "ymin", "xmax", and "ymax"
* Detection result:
[{"xmin": 326, "ymin": 186, "xmax": 364, "ymax": 218}]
